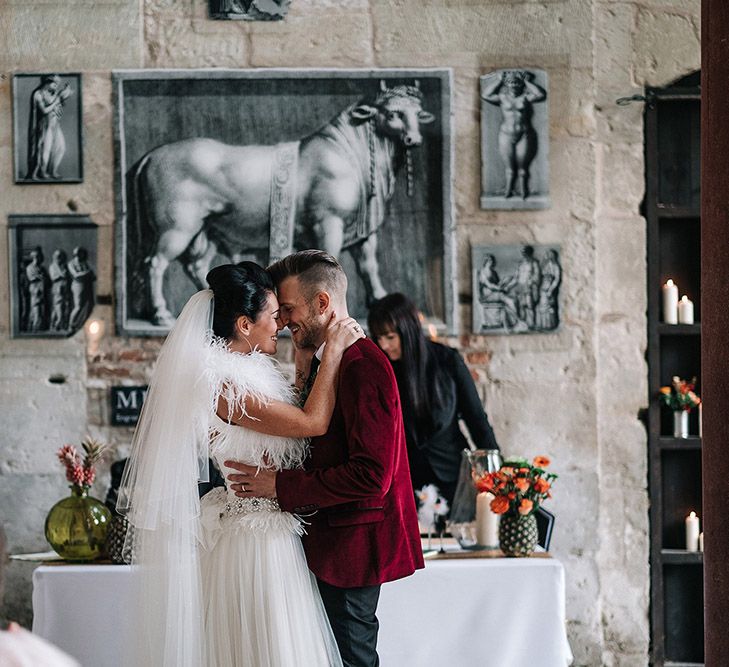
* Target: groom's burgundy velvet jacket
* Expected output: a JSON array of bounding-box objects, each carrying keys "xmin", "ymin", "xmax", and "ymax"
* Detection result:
[{"xmin": 276, "ymin": 338, "xmax": 424, "ymax": 588}]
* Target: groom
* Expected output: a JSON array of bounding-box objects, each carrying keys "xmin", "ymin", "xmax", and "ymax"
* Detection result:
[{"xmin": 225, "ymin": 250, "xmax": 423, "ymax": 667}]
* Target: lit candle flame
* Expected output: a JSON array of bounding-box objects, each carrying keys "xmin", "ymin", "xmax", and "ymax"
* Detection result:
[{"xmin": 666, "ymin": 279, "xmax": 674, "ymax": 286}]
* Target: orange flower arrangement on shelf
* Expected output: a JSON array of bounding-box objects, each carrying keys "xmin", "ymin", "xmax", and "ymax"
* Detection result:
[
  {"xmin": 474, "ymin": 456, "xmax": 557, "ymax": 516},
  {"xmin": 659, "ymin": 376, "xmax": 701, "ymax": 412}
]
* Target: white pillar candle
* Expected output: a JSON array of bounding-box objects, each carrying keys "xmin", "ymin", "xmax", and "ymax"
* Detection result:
[
  {"xmin": 662, "ymin": 279, "xmax": 679, "ymax": 324},
  {"xmin": 699, "ymin": 403, "xmax": 703, "ymax": 438},
  {"xmin": 699, "ymin": 532, "xmax": 704, "ymax": 552},
  {"xmin": 685, "ymin": 511, "xmax": 700, "ymax": 552},
  {"xmin": 678, "ymin": 295, "xmax": 695, "ymax": 324},
  {"xmin": 475, "ymin": 492, "xmax": 499, "ymax": 549}
]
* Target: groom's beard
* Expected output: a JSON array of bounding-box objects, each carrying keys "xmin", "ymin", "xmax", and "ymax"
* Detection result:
[{"xmin": 290, "ymin": 304, "xmax": 324, "ymax": 350}]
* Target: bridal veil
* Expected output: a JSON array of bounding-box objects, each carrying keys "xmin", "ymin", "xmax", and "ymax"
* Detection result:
[{"xmin": 117, "ymin": 290, "xmax": 214, "ymax": 666}]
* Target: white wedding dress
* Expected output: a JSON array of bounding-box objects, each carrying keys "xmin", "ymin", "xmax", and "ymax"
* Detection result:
[{"xmin": 198, "ymin": 345, "xmax": 342, "ymax": 667}]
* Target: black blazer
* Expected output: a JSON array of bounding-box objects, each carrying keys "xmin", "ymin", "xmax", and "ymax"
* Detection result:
[{"xmin": 395, "ymin": 341, "xmax": 499, "ymax": 483}]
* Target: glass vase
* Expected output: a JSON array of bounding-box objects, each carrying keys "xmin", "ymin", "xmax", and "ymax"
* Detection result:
[
  {"xmin": 499, "ymin": 511, "xmax": 538, "ymax": 557},
  {"xmin": 45, "ymin": 485, "xmax": 111, "ymax": 561},
  {"xmin": 449, "ymin": 449, "xmax": 503, "ymax": 547},
  {"xmin": 467, "ymin": 449, "xmax": 503, "ymax": 479},
  {"xmin": 673, "ymin": 410, "xmax": 689, "ymax": 438}
]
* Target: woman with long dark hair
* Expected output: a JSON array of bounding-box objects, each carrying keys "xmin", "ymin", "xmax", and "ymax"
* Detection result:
[{"xmin": 368, "ymin": 293, "xmax": 499, "ymax": 504}]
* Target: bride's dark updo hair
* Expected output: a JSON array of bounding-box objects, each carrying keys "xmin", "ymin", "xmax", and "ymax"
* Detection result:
[{"xmin": 205, "ymin": 262, "xmax": 274, "ymax": 339}]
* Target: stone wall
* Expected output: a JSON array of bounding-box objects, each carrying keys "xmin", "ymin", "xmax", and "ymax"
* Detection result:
[{"xmin": 0, "ymin": 1, "xmax": 700, "ymax": 664}]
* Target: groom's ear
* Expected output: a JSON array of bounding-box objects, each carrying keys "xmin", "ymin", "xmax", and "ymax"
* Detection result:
[{"xmin": 314, "ymin": 291, "xmax": 331, "ymax": 315}]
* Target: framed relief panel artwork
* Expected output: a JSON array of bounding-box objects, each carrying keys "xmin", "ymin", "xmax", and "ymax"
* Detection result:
[
  {"xmin": 13, "ymin": 73, "xmax": 83, "ymax": 184},
  {"xmin": 479, "ymin": 69, "xmax": 549, "ymax": 210},
  {"xmin": 209, "ymin": 0, "xmax": 291, "ymax": 20},
  {"xmin": 113, "ymin": 68, "xmax": 455, "ymax": 336},
  {"xmin": 472, "ymin": 244, "xmax": 561, "ymax": 334},
  {"xmin": 8, "ymin": 214, "xmax": 97, "ymax": 338}
]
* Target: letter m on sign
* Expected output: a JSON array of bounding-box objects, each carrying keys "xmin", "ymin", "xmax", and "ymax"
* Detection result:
[{"xmin": 110, "ymin": 386, "xmax": 149, "ymax": 426}]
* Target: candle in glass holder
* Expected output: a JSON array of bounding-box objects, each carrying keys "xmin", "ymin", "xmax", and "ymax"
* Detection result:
[
  {"xmin": 678, "ymin": 295, "xmax": 694, "ymax": 324},
  {"xmin": 685, "ymin": 511, "xmax": 700, "ymax": 552},
  {"xmin": 662, "ymin": 279, "xmax": 679, "ymax": 324},
  {"xmin": 475, "ymin": 492, "xmax": 499, "ymax": 549}
]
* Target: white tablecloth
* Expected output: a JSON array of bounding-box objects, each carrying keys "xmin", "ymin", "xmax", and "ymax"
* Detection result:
[{"xmin": 33, "ymin": 558, "xmax": 572, "ymax": 667}]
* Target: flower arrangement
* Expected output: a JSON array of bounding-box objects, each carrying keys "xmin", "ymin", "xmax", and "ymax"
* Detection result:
[
  {"xmin": 660, "ymin": 376, "xmax": 701, "ymax": 412},
  {"xmin": 474, "ymin": 456, "xmax": 557, "ymax": 516},
  {"xmin": 56, "ymin": 437, "xmax": 107, "ymax": 489}
]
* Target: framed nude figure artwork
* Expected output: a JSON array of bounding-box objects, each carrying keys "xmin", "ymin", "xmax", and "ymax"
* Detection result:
[
  {"xmin": 479, "ymin": 69, "xmax": 549, "ymax": 210},
  {"xmin": 13, "ymin": 73, "xmax": 83, "ymax": 184}
]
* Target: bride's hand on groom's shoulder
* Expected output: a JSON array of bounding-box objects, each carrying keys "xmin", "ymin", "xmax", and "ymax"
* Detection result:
[{"xmin": 325, "ymin": 315, "xmax": 365, "ymax": 353}]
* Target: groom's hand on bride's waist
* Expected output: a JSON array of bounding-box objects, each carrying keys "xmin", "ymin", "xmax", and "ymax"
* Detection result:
[{"xmin": 224, "ymin": 460, "xmax": 277, "ymax": 499}]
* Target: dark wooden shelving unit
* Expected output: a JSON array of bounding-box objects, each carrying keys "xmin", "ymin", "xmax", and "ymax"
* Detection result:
[
  {"xmin": 645, "ymin": 71, "xmax": 703, "ymax": 666},
  {"xmin": 657, "ymin": 324, "xmax": 701, "ymax": 336},
  {"xmin": 657, "ymin": 437, "xmax": 702, "ymax": 451}
]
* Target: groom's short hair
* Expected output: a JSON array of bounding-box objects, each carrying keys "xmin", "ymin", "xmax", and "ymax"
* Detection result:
[{"xmin": 268, "ymin": 250, "xmax": 347, "ymax": 301}]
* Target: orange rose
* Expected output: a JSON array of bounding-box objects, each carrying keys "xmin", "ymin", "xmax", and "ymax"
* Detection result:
[
  {"xmin": 475, "ymin": 475, "xmax": 495, "ymax": 493},
  {"xmin": 490, "ymin": 495, "xmax": 510, "ymax": 514},
  {"xmin": 507, "ymin": 491, "xmax": 516, "ymax": 500},
  {"xmin": 533, "ymin": 478, "xmax": 550, "ymax": 493},
  {"xmin": 518, "ymin": 499, "xmax": 534, "ymax": 515},
  {"xmin": 659, "ymin": 386, "xmax": 671, "ymax": 395},
  {"xmin": 515, "ymin": 477, "xmax": 530, "ymax": 492},
  {"xmin": 501, "ymin": 466, "xmax": 515, "ymax": 477},
  {"xmin": 533, "ymin": 456, "xmax": 550, "ymax": 468}
]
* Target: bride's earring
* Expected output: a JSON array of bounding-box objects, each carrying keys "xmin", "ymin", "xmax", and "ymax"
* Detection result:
[{"xmin": 242, "ymin": 331, "xmax": 253, "ymax": 353}]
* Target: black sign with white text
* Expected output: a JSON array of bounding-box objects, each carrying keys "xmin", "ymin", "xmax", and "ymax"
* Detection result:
[{"xmin": 110, "ymin": 386, "xmax": 148, "ymax": 426}]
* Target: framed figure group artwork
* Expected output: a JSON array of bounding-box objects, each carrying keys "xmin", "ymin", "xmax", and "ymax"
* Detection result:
[
  {"xmin": 112, "ymin": 68, "xmax": 455, "ymax": 336},
  {"xmin": 8, "ymin": 215, "xmax": 97, "ymax": 338},
  {"xmin": 472, "ymin": 244, "xmax": 561, "ymax": 334},
  {"xmin": 479, "ymin": 69, "xmax": 549, "ymax": 210},
  {"xmin": 12, "ymin": 73, "xmax": 83, "ymax": 184},
  {"xmin": 209, "ymin": 0, "xmax": 291, "ymax": 20}
]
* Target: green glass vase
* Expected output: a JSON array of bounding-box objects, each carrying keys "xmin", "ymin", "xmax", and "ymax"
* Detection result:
[
  {"xmin": 45, "ymin": 485, "xmax": 111, "ymax": 561},
  {"xmin": 498, "ymin": 511, "xmax": 538, "ymax": 557}
]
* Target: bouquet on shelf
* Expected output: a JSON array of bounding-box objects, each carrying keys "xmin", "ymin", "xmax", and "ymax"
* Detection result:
[
  {"xmin": 474, "ymin": 456, "xmax": 557, "ymax": 516},
  {"xmin": 56, "ymin": 437, "xmax": 107, "ymax": 490},
  {"xmin": 660, "ymin": 376, "xmax": 701, "ymax": 412}
]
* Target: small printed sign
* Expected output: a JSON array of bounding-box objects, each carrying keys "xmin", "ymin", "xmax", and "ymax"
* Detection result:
[{"xmin": 110, "ymin": 386, "xmax": 148, "ymax": 426}]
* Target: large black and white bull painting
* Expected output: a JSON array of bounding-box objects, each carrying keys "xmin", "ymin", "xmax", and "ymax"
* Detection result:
[{"xmin": 114, "ymin": 70, "xmax": 454, "ymax": 335}]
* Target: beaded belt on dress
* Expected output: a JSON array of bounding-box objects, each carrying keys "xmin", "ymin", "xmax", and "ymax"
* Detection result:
[{"xmin": 224, "ymin": 496, "xmax": 281, "ymax": 517}]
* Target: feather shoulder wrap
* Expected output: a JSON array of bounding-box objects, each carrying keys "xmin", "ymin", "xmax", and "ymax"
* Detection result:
[{"xmin": 203, "ymin": 336, "xmax": 310, "ymax": 472}]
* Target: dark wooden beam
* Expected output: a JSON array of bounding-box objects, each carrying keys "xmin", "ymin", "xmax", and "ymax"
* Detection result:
[{"xmin": 701, "ymin": 2, "xmax": 729, "ymax": 665}]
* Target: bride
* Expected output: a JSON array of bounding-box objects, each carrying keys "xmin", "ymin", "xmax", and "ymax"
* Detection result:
[{"xmin": 117, "ymin": 262, "xmax": 363, "ymax": 666}]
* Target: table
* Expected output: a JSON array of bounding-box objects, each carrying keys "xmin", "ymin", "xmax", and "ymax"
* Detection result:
[{"xmin": 32, "ymin": 557, "xmax": 572, "ymax": 666}]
